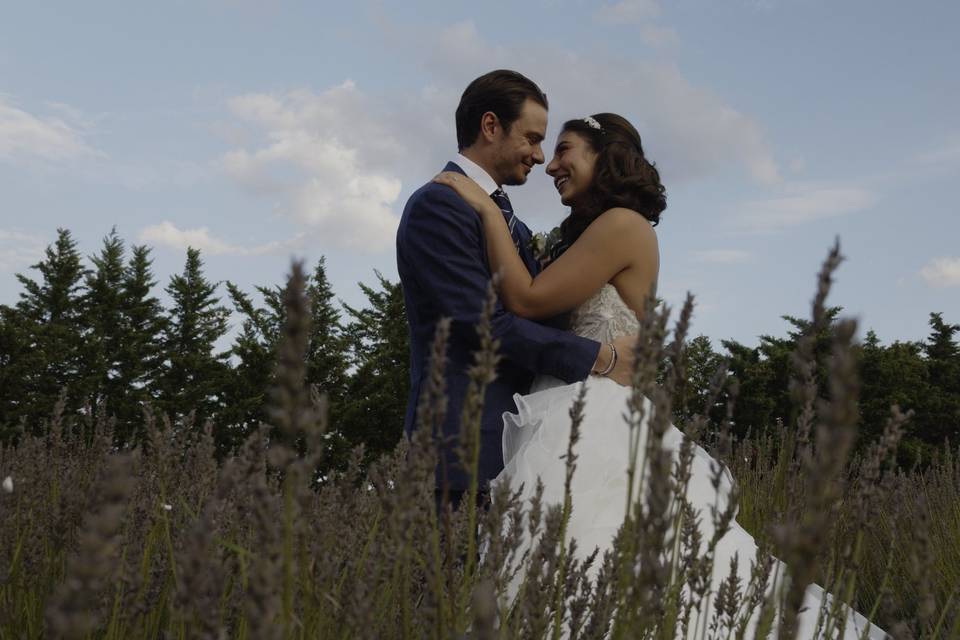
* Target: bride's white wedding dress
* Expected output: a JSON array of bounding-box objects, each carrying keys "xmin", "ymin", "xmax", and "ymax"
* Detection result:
[{"xmin": 492, "ymin": 285, "xmax": 886, "ymax": 639}]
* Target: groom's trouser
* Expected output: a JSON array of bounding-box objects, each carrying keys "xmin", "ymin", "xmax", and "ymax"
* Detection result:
[
  {"xmin": 435, "ymin": 488, "xmax": 491, "ymax": 517},
  {"xmin": 435, "ymin": 489, "xmax": 491, "ymax": 568}
]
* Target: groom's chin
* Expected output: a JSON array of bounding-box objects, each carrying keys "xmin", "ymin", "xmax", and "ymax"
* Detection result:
[{"xmin": 503, "ymin": 173, "xmax": 529, "ymax": 187}]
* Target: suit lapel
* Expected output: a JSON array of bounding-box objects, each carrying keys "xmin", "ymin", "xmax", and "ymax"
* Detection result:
[{"xmin": 443, "ymin": 162, "xmax": 538, "ymax": 276}]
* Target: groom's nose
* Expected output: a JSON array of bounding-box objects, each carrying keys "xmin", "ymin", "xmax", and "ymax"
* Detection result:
[{"xmin": 532, "ymin": 144, "xmax": 545, "ymax": 165}]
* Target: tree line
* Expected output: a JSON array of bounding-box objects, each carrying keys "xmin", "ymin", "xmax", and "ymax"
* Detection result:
[
  {"xmin": 1, "ymin": 228, "xmax": 957, "ymax": 469},
  {"xmin": 0, "ymin": 228, "xmax": 406, "ymax": 471}
]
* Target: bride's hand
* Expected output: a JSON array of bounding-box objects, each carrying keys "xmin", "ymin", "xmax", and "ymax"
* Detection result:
[
  {"xmin": 433, "ymin": 172, "xmax": 500, "ymax": 218},
  {"xmin": 603, "ymin": 335, "xmax": 638, "ymax": 387}
]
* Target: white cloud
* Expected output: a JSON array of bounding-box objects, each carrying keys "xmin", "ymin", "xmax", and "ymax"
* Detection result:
[
  {"xmin": 692, "ymin": 249, "xmax": 751, "ymax": 264},
  {"xmin": 0, "ymin": 97, "xmax": 97, "ymax": 163},
  {"xmin": 734, "ymin": 186, "xmax": 877, "ymax": 232},
  {"xmin": 594, "ymin": 0, "xmax": 678, "ymax": 47},
  {"xmin": 0, "ymin": 230, "xmax": 46, "ymax": 273},
  {"xmin": 139, "ymin": 221, "xmax": 302, "ymax": 256},
  {"xmin": 220, "ymin": 82, "xmax": 405, "ymax": 251},
  {"xmin": 911, "ymin": 133, "xmax": 960, "ymax": 167},
  {"xmin": 639, "ymin": 25, "xmax": 680, "ymax": 47},
  {"xmin": 214, "ymin": 20, "xmax": 781, "ymax": 248},
  {"xmin": 595, "ymin": 0, "xmax": 662, "ymax": 24},
  {"xmin": 420, "ymin": 22, "xmax": 780, "ymax": 188},
  {"xmin": 920, "ymin": 257, "xmax": 960, "ymax": 288}
]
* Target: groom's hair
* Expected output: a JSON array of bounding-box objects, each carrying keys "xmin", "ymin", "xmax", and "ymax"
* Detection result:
[{"xmin": 456, "ymin": 70, "xmax": 548, "ymax": 151}]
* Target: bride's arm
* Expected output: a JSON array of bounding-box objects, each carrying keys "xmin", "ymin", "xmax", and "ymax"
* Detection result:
[
  {"xmin": 433, "ymin": 172, "xmax": 657, "ymax": 319},
  {"xmin": 497, "ymin": 208, "xmax": 657, "ymax": 318}
]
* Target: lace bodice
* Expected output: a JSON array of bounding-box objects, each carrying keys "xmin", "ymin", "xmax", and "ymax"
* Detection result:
[{"xmin": 570, "ymin": 284, "xmax": 640, "ymax": 343}]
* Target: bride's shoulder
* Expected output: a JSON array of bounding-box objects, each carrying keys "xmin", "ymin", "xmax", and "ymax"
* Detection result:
[{"xmin": 590, "ymin": 207, "xmax": 657, "ymax": 240}]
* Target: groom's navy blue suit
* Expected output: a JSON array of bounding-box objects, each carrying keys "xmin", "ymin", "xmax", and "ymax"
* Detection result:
[{"xmin": 396, "ymin": 161, "xmax": 600, "ymax": 497}]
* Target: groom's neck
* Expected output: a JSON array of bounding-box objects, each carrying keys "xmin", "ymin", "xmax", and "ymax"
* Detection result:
[{"xmin": 459, "ymin": 147, "xmax": 499, "ymax": 185}]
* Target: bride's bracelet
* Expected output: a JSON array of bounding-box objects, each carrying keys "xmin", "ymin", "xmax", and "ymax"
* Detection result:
[{"xmin": 595, "ymin": 342, "xmax": 617, "ymax": 377}]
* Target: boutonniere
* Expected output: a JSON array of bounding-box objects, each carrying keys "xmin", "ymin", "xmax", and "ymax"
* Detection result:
[{"xmin": 529, "ymin": 226, "xmax": 563, "ymax": 265}]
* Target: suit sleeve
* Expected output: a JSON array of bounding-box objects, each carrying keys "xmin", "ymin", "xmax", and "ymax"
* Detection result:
[{"xmin": 401, "ymin": 186, "xmax": 599, "ymax": 382}]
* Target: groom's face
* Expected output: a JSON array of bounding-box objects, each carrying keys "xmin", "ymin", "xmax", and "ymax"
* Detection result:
[{"xmin": 491, "ymin": 99, "xmax": 547, "ymax": 187}]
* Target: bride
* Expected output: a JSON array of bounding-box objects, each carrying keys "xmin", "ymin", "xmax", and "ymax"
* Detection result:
[{"xmin": 434, "ymin": 113, "xmax": 885, "ymax": 639}]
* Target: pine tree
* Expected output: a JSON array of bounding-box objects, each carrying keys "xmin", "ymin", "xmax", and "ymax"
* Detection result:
[
  {"xmin": 222, "ymin": 257, "xmax": 350, "ymax": 458},
  {"xmin": 114, "ymin": 244, "xmax": 168, "ymax": 444},
  {"xmin": 222, "ymin": 281, "xmax": 277, "ymax": 451},
  {"xmin": 675, "ymin": 335, "xmax": 726, "ymax": 424},
  {"xmin": 720, "ymin": 308, "xmax": 843, "ymax": 440},
  {"xmin": 720, "ymin": 338, "xmax": 777, "ymax": 439},
  {"xmin": 858, "ymin": 330, "xmax": 928, "ymax": 458},
  {"xmin": 925, "ymin": 313, "xmax": 960, "ymax": 363},
  {"xmin": 157, "ymin": 248, "xmax": 230, "ymax": 435},
  {"xmin": 83, "ymin": 229, "xmax": 127, "ymax": 426},
  {"xmin": 305, "ymin": 257, "xmax": 350, "ymax": 467},
  {"xmin": 306, "ymin": 257, "xmax": 349, "ymax": 406},
  {"xmin": 8, "ymin": 229, "xmax": 89, "ymax": 431},
  {"xmin": 338, "ymin": 272, "xmax": 409, "ymax": 467},
  {"xmin": 919, "ymin": 313, "xmax": 960, "ymax": 445},
  {"xmin": 0, "ymin": 303, "xmax": 34, "ymax": 437}
]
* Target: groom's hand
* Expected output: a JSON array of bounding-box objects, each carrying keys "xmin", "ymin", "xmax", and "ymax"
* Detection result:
[{"xmin": 603, "ymin": 335, "xmax": 638, "ymax": 386}]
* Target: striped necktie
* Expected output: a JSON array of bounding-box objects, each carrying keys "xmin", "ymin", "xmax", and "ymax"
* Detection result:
[{"xmin": 490, "ymin": 188, "xmax": 520, "ymax": 251}]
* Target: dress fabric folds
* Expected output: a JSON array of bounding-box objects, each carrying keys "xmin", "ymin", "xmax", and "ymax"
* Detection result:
[{"xmin": 491, "ymin": 285, "xmax": 886, "ymax": 639}]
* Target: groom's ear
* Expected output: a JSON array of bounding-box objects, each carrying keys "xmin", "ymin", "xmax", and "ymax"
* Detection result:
[{"xmin": 479, "ymin": 111, "xmax": 501, "ymax": 143}]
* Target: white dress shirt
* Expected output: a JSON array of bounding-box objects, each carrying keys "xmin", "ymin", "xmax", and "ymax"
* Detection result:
[{"xmin": 455, "ymin": 152, "xmax": 500, "ymax": 196}]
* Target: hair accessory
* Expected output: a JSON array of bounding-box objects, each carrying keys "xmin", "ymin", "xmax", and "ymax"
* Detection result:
[{"xmin": 582, "ymin": 116, "xmax": 603, "ymax": 131}]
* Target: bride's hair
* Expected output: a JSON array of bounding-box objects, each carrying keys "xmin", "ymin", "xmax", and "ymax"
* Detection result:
[{"xmin": 556, "ymin": 113, "xmax": 666, "ymax": 254}]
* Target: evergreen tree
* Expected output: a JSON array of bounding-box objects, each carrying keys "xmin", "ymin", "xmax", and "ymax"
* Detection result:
[
  {"xmin": 925, "ymin": 313, "xmax": 960, "ymax": 364},
  {"xmin": 157, "ymin": 248, "xmax": 230, "ymax": 434},
  {"xmin": 720, "ymin": 339, "xmax": 778, "ymax": 439},
  {"xmin": 919, "ymin": 313, "xmax": 960, "ymax": 445},
  {"xmin": 222, "ymin": 281, "xmax": 277, "ymax": 451},
  {"xmin": 223, "ymin": 257, "xmax": 350, "ymax": 458},
  {"xmin": 8, "ymin": 229, "xmax": 89, "ymax": 431},
  {"xmin": 858, "ymin": 330, "xmax": 928, "ymax": 459},
  {"xmin": 0, "ymin": 303, "xmax": 35, "ymax": 437},
  {"xmin": 338, "ymin": 272, "xmax": 409, "ymax": 466},
  {"xmin": 306, "ymin": 257, "xmax": 349, "ymax": 406},
  {"xmin": 305, "ymin": 258, "xmax": 350, "ymax": 467},
  {"xmin": 675, "ymin": 335, "xmax": 726, "ymax": 424},
  {"xmin": 83, "ymin": 229, "xmax": 127, "ymax": 427},
  {"xmin": 115, "ymin": 244, "xmax": 168, "ymax": 443},
  {"xmin": 720, "ymin": 308, "xmax": 842, "ymax": 439}
]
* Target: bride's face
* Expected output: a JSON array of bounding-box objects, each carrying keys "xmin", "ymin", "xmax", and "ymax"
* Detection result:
[{"xmin": 546, "ymin": 131, "xmax": 598, "ymax": 207}]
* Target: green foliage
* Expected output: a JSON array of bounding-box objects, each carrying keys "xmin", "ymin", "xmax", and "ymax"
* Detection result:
[
  {"xmin": 672, "ymin": 334, "xmax": 726, "ymax": 423},
  {"xmin": 858, "ymin": 332, "xmax": 928, "ymax": 460},
  {"xmin": 3, "ymin": 228, "xmax": 88, "ymax": 434},
  {"xmin": 222, "ymin": 257, "xmax": 351, "ymax": 458},
  {"xmin": 710, "ymin": 309, "xmax": 960, "ymax": 465},
  {"xmin": 84, "ymin": 229, "xmax": 167, "ymax": 445},
  {"xmin": 338, "ymin": 271, "xmax": 410, "ymax": 466},
  {"xmin": 1, "ymin": 254, "xmax": 958, "ymax": 639},
  {"xmin": 306, "ymin": 257, "xmax": 350, "ymax": 403},
  {"xmin": 155, "ymin": 247, "xmax": 231, "ymax": 433},
  {"xmin": 221, "ymin": 280, "xmax": 276, "ymax": 449},
  {"xmin": 920, "ymin": 313, "xmax": 960, "ymax": 444},
  {"xmin": 115, "ymin": 244, "xmax": 168, "ymax": 442},
  {"xmin": 1, "ymin": 226, "xmax": 958, "ymax": 484}
]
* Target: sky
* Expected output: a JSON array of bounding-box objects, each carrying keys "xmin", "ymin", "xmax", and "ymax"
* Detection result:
[{"xmin": 1, "ymin": 0, "xmax": 958, "ymax": 350}]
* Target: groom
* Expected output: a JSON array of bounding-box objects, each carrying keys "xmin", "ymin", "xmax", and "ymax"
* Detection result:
[{"xmin": 396, "ymin": 70, "xmax": 636, "ymax": 512}]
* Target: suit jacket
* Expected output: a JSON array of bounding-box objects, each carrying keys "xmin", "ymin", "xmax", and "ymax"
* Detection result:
[{"xmin": 396, "ymin": 161, "xmax": 599, "ymax": 492}]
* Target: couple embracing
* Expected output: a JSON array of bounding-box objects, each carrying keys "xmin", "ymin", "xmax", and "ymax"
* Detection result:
[{"xmin": 396, "ymin": 70, "xmax": 884, "ymax": 638}]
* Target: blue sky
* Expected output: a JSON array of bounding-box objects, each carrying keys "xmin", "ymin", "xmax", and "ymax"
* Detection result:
[{"xmin": 1, "ymin": 0, "xmax": 958, "ymax": 349}]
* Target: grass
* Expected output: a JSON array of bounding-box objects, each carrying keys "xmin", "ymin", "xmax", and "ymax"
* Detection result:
[{"xmin": 0, "ymin": 245, "xmax": 958, "ymax": 639}]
